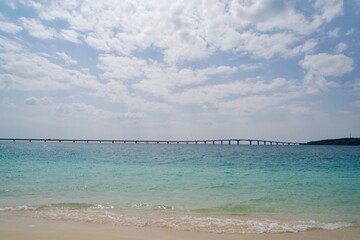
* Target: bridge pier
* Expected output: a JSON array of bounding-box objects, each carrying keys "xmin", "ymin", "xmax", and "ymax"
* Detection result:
[{"xmin": 257, "ymin": 141, "xmax": 259, "ymax": 145}]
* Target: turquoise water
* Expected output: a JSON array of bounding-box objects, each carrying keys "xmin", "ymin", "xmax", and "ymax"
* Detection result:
[{"xmin": 0, "ymin": 142, "xmax": 359, "ymax": 233}]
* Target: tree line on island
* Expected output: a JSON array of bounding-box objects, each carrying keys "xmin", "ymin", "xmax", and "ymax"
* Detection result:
[{"xmin": 306, "ymin": 138, "xmax": 360, "ymax": 145}]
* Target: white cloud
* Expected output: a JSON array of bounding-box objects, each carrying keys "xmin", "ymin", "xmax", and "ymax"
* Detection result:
[
  {"xmin": 132, "ymin": 64, "xmax": 238, "ymax": 98},
  {"xmin": 287, "ymin": 39, "xmax": 317, "ymax": 57},
  {"xmin": 0, "ymin": 74, "xmax": 12, "ymax": 89},
  {"xmin": 278, "ymin": 103, "xmax": 312, "ymax": 115},
  {"xmin": 300, "ymin": 53, "xmax": 353, "ymax": 94},
  {"xmin": 302, "ymin": 74, "xmax": 339, "ymax": 94},
  {"xmin": 85, "ymin": 34, "xmax": 111, "ymax": 52},
  {"xmin": 5, "ymin": 1, "xmax": 17, "ymax": 9},
  {"xmin": 21, "ymin": 0, "xmax": 345, "ymax": 65},
  {"xmin": 97, "ymin": 53, "xmax": 239, "ymax": 100},
  {"xmin": 229, "ymin": 0, "xmax": 343, "ymax": 35},
  {"xmin": 238, "ymin": 63, "xmax": 262, "ymax": 71},
  {"xmin": 0, "ymin": 37, "xmax": 171, "ymax": 113},
  {"xmin": 300, "ymin": 53, "xmax": 354, "ymax": 77},
  {"xmin": 55, "ymin": 52, "xmax": 77, "ymax": 66},
  {"xmin": 60, "ymin": 29, "xmax": 81, "ymax": 43},
  {"xmin": 237, "ymin": 32, "xmax": 299, "ymax": 59},
  {"xmin": 92, "ymin": 80, "xmax": 172, "ymax": 113},
  {"xmin": 0, "ymin": 21, "xmax": 22, "ymax": 34},
  {"xmin": 241, "ymin": 1, "xmax": 315, "ymax": 35},
  {"xmin": 328, "ymin": 27, "xmax": 340, "ymax": 38},
  {"xmin": 219, "ymin": 91, "xmax": 302, "ymax": 116},
  {"xmin": 55, "ymin": 102, "xmax": 144, "ymax": 120},
  {"xmin": 25, "ymin": 96, "xmax": 52, "ymax": 105},
  {"xmin": 169, "ymin": 77, "xmax": 295, "ymax": 108},
  {"xmin": 0, "ymin": 36, "xmax": 23, "ymax": 52},
  {"xmin": 0, "ymin": 50, "xmax": 98, "ymax": 91},
  {"xmin": 19, "ymin": 17, "xmax": 82, "ymax": 44},
  {"xmin": 335, "ymin": 42, "xmax": 347, "ymax": 53},
  {"xmin": 345, "ymin": 28, "xmax": 355, "ymax": 36},
  {"xmin": 98, "ymin": 55, "xmax": 146, "ymax": 80},
  {"xmin": 314, "ymin": 0, "xmax": 344, "ymax": 22},
  {"xmin": 20, "ymin": 17, "xmax": 57, "ymax": 39}
]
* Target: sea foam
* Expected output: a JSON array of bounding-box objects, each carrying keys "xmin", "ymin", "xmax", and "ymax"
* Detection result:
[{"xmin": 0, "ymin": 204, "xmax": 352, "ymax": 234}]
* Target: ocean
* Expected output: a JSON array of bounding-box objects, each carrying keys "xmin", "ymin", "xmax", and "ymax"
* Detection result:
[{"xmin": 0, "ymin": 142, "xmax": 359, "ymax": 233}]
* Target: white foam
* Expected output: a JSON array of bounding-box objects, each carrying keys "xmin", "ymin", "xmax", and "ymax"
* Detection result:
[
  {"xmin": 320, "ymin": 222, "xmax": 352, "ymax": 230},
  {"xmin": 150, "ymin": 216, "xmax": 352, "ymax": 233},
  {"xmin": 0, "ymin": 206, "xmax": 36, "ymax": 212},
  {"xmin": 91, "ymin": 204, "xmax": 115, "ymax": 210},
  {"xmin": 1, "ymin": 206, "xmax": 352, "ymax": 234}
]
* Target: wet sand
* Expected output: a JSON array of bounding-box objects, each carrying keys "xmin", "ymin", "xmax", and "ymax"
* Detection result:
[{"xmin": 1, "ymin": 216, "xmax": 359, "ymax": 240}]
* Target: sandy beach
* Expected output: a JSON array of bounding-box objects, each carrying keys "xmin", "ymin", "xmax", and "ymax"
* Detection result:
[{"xmin": 1, "ymin": 216, "xmax": 359, "ymax": 240}]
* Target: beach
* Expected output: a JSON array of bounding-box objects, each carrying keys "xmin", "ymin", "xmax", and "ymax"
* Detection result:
[{"xmin": 1, "ymin": 215, "xmax": 360, "ymax": 240}]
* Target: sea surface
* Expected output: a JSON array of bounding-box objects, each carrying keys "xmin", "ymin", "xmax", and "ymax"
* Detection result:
[{"xmin": 0, "ymin": 142, "xmax": 359, "ymax": 233}]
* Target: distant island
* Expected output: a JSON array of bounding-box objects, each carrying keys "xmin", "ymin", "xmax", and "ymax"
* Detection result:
[{"xmin": 306, "ymin": 138, "xmax": 360, "ymax": 145}]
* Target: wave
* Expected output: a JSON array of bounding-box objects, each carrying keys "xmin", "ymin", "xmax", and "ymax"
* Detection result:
[
  {"xmin": 0, "ymin": 205, "xmax": 37, "ymax": 211},
  {"xmin": 192, "ymin": 200, "xmax": 275, "ymax": 215},
  {"xmin": 0, "ymin": 203, "xmax": 353, "ymax": 234},
  {"xmin": 0, "ymin": 203, "xmax": 115, "ymax": 211}
]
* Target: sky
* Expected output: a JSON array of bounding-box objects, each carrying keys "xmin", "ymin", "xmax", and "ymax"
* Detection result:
[{"xmin": 0, "ymin": 0, "xmax": 359, "ymax": 142}]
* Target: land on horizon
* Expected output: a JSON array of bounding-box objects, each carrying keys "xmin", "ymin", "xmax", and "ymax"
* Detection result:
[{"xmin": 306, "ymin": 138, "xmax": 360, "ymax": 145}]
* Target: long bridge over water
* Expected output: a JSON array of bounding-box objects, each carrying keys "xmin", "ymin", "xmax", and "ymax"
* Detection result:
[{"xmin": 0, "ymin": 138, "xmax": 303, "ymax": 145}]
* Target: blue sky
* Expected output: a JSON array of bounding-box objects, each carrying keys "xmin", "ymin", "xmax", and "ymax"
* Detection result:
[{"xmin": 0, "ymin": 0, "xmax": 359, "ymax": 142}]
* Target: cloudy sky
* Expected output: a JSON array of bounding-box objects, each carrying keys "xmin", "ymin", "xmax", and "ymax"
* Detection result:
[{"xmin": 0, "ymin": 0, "xmax": 359, "ymax": 142}]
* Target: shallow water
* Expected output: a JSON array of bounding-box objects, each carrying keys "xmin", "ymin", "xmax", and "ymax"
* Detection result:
[{"xmin": 0, "ymin": 142, "xmax": 359, "ymax": 233}]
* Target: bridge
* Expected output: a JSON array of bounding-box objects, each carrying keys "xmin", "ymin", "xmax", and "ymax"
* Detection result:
[{"xmin": 0, "ymin": 138, "xmax": 303, "ymax": 145}]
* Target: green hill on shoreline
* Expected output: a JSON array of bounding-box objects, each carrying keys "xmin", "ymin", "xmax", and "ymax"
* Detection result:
[{"xmin": 306, "ymin": 138, "xmax": 360, "ymax": 145}]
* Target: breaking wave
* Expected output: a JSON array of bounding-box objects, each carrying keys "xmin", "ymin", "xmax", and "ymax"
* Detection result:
[{"xmin": 0, "ymin": 203, "xmax": 353, "ymax": 234}]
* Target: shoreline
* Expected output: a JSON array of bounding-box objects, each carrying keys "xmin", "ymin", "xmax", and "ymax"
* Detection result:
[
  {"xmin": 1, "ymin": 215, "xmax": 359, "ymax": 240},
  {"xmin": 1, "ymin": 206, "xmax": 354, "ymax": 234}
]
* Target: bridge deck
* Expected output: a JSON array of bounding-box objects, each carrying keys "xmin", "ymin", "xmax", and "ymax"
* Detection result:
[{"xmin": 0, "ymin": 138, "xmax": 303, "ymax": 145}]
